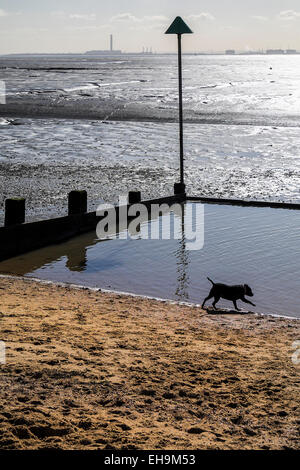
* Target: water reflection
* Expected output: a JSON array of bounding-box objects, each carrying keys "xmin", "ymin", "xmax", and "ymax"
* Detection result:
[
  {"xmin": 66, "ymin": 245, "xmax": 88, "ymax": 272},
  {"xmin": 62, "ymin": 204, "xmax": 191, "ymax": 299},
  {"xmin": 174, "ymin": 205, "xmax": 190, "ymax": 300}
]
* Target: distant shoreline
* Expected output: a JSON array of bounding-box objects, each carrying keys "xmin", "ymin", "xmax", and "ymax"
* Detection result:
[{"xmin": 1, "ymin": 52, "xmax": 300, "ymax": 57}]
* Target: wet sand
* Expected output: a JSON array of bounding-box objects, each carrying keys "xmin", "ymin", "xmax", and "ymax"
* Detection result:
[
  {"xmin": 1, "ymin": 114, "xmax": 300, "ymax": 225},
  {"xmin": 0, "ymin": 276, "xmax": 299, "ymax": 450},
  {"xmin": 0, "ymin": 159, "xmax": 167, "ymax": 224}
]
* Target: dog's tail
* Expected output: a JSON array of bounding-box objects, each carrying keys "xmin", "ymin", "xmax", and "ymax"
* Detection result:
[{"xmin": 207, "ymin": 277, "xmax": 215, "ymax": 285}]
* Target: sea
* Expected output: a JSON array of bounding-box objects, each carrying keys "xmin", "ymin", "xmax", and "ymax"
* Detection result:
[{"xmin": 0, "ymin": 53, "xmax": 299, "ymax": 222}]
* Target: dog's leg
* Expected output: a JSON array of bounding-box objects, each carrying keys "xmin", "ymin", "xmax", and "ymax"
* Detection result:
[
  {"xmin": 202, "ymin": 289, "xmax": 215, "ymax": 308},
  {"xmin": 202, "ymin": 295, "xmax": 213, "ymax": 308},
  {"xmin": 233, "ymin": 300, "xmax": 240, "ymax": 311},
  {"xmin": 241, "ymin": 296, "xmax": 256, "ymax": 307},
  {"xmin": 212, "ymin": 296, "xmax": 220, "ymax": 309}
]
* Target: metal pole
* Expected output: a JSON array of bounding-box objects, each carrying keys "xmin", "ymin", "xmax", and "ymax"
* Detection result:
[{"xmin": 177, "ymin": 33, "xmax": 184, "ymax": 185}]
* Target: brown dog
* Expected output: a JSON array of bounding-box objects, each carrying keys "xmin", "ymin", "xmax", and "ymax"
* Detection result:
[{"xmin": 202, "ymin": 278, "xmax": 256, "ymax": 311}]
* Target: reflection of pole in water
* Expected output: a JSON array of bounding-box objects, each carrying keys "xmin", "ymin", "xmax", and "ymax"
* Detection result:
[{"xmin": 175, "ymin": 204, "xmax": 190, "ymax": 300}]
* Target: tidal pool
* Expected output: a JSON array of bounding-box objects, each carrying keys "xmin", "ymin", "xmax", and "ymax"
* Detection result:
[{"xmin": 0, "ymin": 203, "xmax": 299, "ymax": 318}]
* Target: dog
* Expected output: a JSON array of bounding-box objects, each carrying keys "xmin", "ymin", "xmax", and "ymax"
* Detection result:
[{"xmin": 202, "ymin": 278, "xmax": 256, "ymax": 311}]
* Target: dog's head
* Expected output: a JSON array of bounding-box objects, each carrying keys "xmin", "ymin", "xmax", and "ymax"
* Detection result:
[{"xmin": 244, "ymin": 284, "xmax": 254, "ymax": 297}]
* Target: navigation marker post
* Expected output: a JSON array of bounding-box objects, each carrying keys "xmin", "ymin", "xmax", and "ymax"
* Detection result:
[{"xmin": 165, "ymin": 17, "xmax": 193, "ymax": 194}]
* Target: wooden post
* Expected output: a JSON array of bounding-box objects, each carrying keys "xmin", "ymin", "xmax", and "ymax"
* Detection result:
[
  {"xmin": 128, "ymin": 191, "xmax": 142, "ymax": 204},
  {"xmin": 68, "ymin": 191, "xmax": 87, "ymax": 215},
  {"xmin": 5, "ymin": 198, "xmax": 25, "ymax": 227}
]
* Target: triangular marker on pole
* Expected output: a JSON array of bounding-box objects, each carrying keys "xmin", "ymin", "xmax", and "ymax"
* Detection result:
[{"xmin": 165, "ymin": 17, "xmax": 193, "ymax": 35}]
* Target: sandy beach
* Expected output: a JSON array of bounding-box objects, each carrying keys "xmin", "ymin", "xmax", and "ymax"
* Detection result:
[{"xmin": 0, "ymin": 276, "xmax": 299, "ymax": 450}]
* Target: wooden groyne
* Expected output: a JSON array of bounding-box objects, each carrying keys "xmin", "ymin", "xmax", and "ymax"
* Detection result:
[
  {"xmin": 0, "ymin": 189, "xmax": 186, "ymax": 262},
  {"xmin": 187, "ymin": 196, "xmax": 300, "ymax": 211},
  {"xmin": 1, "ymin": 186, "xmax": 299, "ymax": 262}
]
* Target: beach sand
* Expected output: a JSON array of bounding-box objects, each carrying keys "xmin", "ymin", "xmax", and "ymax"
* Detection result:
[{"xmin": 0, "ymin": 276, "xmax": 299, "ymax": 450}]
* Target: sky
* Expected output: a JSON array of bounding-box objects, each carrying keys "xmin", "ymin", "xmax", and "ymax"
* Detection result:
[{"xmin": 0, "ymin": 0, "xmax": 300, "ymax": 54}]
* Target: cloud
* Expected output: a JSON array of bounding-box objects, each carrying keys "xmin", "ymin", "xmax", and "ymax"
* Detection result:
[
  {"xmin": 110, "ymin": 13, "xmax": 139, "ymax": 23},
  {"xmin": 51, "ymin": 11, "xmax": 65, "ymax": 18},
  {"xmin": 188, "ymin": 13, "xmax": 215, "ymax": 22},
  {"xmin": 51, "ymin": 11, "xmax": 96, "ymax": 21},
  {"xmin": 65, "ymin": 25, "xmax": 99, "ymax": 32},
  {"xmin": 252, "ymin": 15, "xmax": 268, "ymax": 22},
  {"xmin": 108, "ymin": 13, "xmax": 168, "ymax": 31},
  {"xmin": 69, "ymin": 14, "xmax": 96, "ymax": 21},
  {"xmin": 92, "ymin": 12, "xmax": 214, "ymax": 34},
  {"xmin": 277, "ymin": 10, "xmax": 300, "ymax": 21},
  {"xmin": 2, "ymin": 26, "xmax": 48, "ymax": 34},
  {"xmin": 0, "ymin": 9, "xmax": 13, "ymax": 17},
  {"xmin": 143, "ymin": 15, "xmax": 168, "ymax": 23},
  {"xmin": 110, "ymin": 13, "xmax": 167, "ymax": 24}
]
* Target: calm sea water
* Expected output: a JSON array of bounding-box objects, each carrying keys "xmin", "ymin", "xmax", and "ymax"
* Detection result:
[{"xmin": 0, "ymin": 203, "xmax": 299, "ymax": 318}]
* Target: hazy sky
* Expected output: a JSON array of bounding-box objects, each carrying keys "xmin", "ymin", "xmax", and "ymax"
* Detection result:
[{"xmin": 0, "ymin": 0, "xmax": 300, "ymax": 54}]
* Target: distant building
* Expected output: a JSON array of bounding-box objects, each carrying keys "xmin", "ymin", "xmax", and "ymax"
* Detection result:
[
  {"xmin": 141, "ymin": 47, "xmax": 153, "ymax": 55},
  {"xmin": 286, "ymin": 49, "xmax": 297, "ymax": 54},
  {"xmin": 85, "ymin": 50, "xmax": 122, "ymax": 55},
  {"xmin": 241, "ymin": 50, "xmax": 264, "ymax": 55},
  {"xmin": 225, "ymin": 50, "xmax": 235, "ymax": 55},
  {"xmin": 85, "ymin": 34, "xmax": 122, "ymax": 55},
  {"xmin": 266, "ymin": 49, "xmax": 285, "ymax": 55}
]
